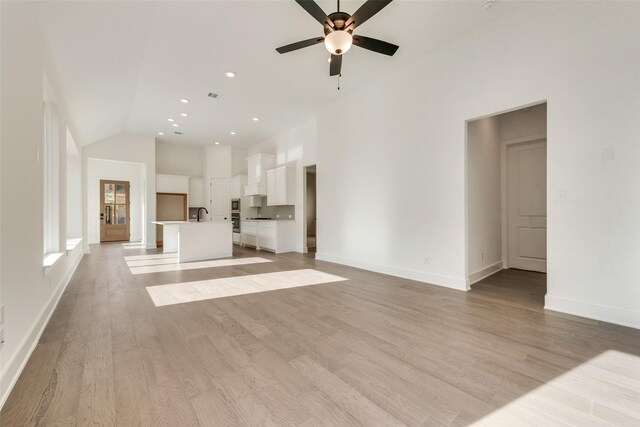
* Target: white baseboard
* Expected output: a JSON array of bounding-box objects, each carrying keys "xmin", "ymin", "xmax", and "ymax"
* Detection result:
[
  {"xmin": 467, "ymin": 261, "xmax": 504, "ymax": 288},
  {"xmin": 0, "ymin": 247, "xmax": 84, "ymax": 409},
  {"xmin": 545, "ymin": 294, "xmax": 640, "ymax": 330},
  {"xmin": 315, "ymin": 252, "xmax": 467, "ymax": 291}
]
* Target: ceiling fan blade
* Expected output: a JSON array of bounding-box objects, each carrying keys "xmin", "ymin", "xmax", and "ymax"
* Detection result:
[
  {"xmin": 329, "ymin": 54, "xmax": 342, "ymax": 76},
  {"xmin": 295, "ymin": 0, "xmax": 334, "ymax": 28},
  {"xmin": 276, "ymin": 37, "xmax": 325, "ymax": 54},
  {"xmin": 344, "ymin": 0, "xmax": 393, "ymax": 30},
  {"xmin": 352, "ymin": 35, "xmax": 399, "ymax": 56}
]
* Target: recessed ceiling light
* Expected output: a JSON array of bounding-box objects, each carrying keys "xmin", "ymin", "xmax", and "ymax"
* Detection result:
[
  {"xmin": 158, "ymin": 132, "xmax": 164, "ymax": 135},
  {"xmin": 226, "ymin": 71, "xmax": 235, "ymax": 78},
  {"xmin": 168, "ymin": 118, "xmax": 175, "ymax": 122},
  {"xmin": 180, "ymin": 98, "xmax": 189, "ymax": 103},
  {"xmin": 252, "ymin": 117, "xmax": 259, "ymax": 122},
  {"xmin": 172, "ymin": 123, "xmax": 179, "ymax": 127},
  {"xmin": 180, "ymin": 113, "xmax": 188, "ymax": 117},
  {"xmin": 230, "ymin": 131, "xmax": 236, "ymax": 135},
  {"xmin": 214, "ymin": 141, "xmax": 220, "ymax": 145}
]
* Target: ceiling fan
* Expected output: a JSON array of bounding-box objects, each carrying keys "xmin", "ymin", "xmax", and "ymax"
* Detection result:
[{"xmin": 276, "ymin": 0, "xmax": 399, "ymax": 77}]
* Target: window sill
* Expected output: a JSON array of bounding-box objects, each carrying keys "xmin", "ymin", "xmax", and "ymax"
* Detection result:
[
  {"xmin": 66, "ymin": 238, "xmax": 82, "ymax": 252},
  {"xmin": 43, "ymin": 252, "xmax": 64, "ymax": 270}
]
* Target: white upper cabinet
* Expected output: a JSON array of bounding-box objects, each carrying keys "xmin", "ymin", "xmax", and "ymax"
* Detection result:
[
  {"xmin": 156, "ymin": 174, "xmax": 189, "ymax": 194},
  {"xmin": 188, "ymin": 178, "xmax": 204, "ymax": 207},
  {"xmin": 266, "ymin": 169, "xmax": 276, "ymax": 203},
  {"xmin": 230, "ymin": 175, "xmax": 247, "ymax": 199},
  {"xmin": 245, "ymin": 153, "xmax": 275, "ymax": 196},
  {"xmin": 266, "ymin": 166, "xmax": 295, "ymax": 206}
]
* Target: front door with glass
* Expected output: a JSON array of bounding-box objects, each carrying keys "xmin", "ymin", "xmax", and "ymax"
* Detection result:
[{"xmin": 100, "ymin": 179, "xmax": 130, "ymax": 242}]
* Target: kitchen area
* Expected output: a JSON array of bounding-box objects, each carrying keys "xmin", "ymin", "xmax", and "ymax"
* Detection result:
[
  {"xmin": 233, "ymin": 153, "xmax": 297, "ymax": 254},
  {"xmin": 154, "ymin": 142, "xmax": 299, "ymax": 263}
]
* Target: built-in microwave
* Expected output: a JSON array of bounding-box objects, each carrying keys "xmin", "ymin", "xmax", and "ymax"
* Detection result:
[{"xmin": 231, "ymin": 198, "xmax": 240, "ymax": 212}]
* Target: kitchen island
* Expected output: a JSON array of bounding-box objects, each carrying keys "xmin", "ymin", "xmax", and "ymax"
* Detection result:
[{"xmin": 152, "ymin": 220, "xmax": 232, "ymax": 263}]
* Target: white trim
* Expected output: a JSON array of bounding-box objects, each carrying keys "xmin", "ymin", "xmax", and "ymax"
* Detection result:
[
  {"xmin": 545, "ymin": 294, "xmax": 640, "ymax": 330},
  {"xmin": 467, "ymin": 261, "xmax": 504, "ymax": 287},
  {"xmin": 66, "ymin": 237, "xmax": 82, "ymax": 252},
  {"xmin": 0, "ymin": 247, "xmax": 84, "ymax": 409},
  {"xmin": 316, "ymin": 252, "xmax": 467, "ymax": 291},
  {"xmin": 42, "ymin": 252, "xmax": 64, "ymax": 269}
]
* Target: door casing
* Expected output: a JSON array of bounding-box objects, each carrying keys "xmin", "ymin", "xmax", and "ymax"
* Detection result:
[
  {"xmin": 504, "ymin": 138, "xmax": 547, "ymax": 272},
  {"xmin": 100, "ymin": 179, "xmax": 130, "ymax": 242}
]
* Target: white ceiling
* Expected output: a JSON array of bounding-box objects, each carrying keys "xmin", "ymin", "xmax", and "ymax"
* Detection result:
[{"xmin": 35, "ymin": 0, "xmax": 524, "ymax": 147}]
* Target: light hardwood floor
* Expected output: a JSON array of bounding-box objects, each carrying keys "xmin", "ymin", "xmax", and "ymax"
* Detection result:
[{"xmin": 1, "ymin": 244, "xmax": 639, "ymax": 426}]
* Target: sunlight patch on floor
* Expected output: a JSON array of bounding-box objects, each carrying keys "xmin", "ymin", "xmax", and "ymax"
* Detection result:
[
  {"xmin": 122, "ymin": 241, "xmax": 146, "ymax": 249},
  {"xmin": 126, "ymin": 256, "xmax": 180, "ymax": 267},
  {"xmin": 124, "ymin": 253, "xmax": 177, "ymax": 261},
  {"xmin": 471, "ymin": 350, "xmax": 640, "ymax": 426},
  {"xmin": 129, "ymin": 257, "xmax": 273, "ymax": 275},
  {"xmin": 146, "ymin": 268, "xmax": 347, "ymax": 306}
]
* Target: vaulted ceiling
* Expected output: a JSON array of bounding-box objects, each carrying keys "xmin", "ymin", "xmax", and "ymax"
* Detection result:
[{"xmin": 35, "ymin": 1, "xmax": 524, "ymax": 147}]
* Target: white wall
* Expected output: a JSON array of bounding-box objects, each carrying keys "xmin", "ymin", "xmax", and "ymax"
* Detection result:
[
  {"xmin": 83, "ymin": 133, "xmax": 156, "ymax": 249},
  {"xmin": 314, "ymin": 2, "xmax": 640, "ymax": 328},
  {"xmin": 467, "ymin": 116, "xmax": 502, "ymax": 282},
  {"xmin": 0, "ymin": 2, "xmax": 84, "ymax": 406},
  {"xmin": 231, "ymin": 146, "xmax": 248, "ymax": 176},
  {"xmin": 87, "ymin": 158, "xmax": 145, "ymax": 243},
  {"xmin": 249, "ymin": 119, "xmax": 317, "ymax": 252},
  {"xmin": 155, "ymin": 141, "xmax": 204, "ymax": 177}
]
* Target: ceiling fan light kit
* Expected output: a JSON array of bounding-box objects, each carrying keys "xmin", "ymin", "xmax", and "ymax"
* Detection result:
[
  {"xmin": 276, "ymin": 0, "xmax": 398, "ymax": 77},
  {"xmin": 325, "ymin": 30, "xmax": 352, "ymax": 55}
]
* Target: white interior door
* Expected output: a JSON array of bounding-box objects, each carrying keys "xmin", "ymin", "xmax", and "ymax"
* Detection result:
[
  {"xmin": 507, "ymin": 139, "xmax": 547, "ymax": 272},
  {"xmin": 210, "ymin": 177, "xmax": 230, "ymax": 221}
]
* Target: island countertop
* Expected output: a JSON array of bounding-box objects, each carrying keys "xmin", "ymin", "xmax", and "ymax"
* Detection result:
[
  {"xmin": 152, "ymin": 220, "xmax": 227, "ymax": 225},
  {"xmin": 153, "ymin": 220, "xmax": 232, "ymax": 262}
]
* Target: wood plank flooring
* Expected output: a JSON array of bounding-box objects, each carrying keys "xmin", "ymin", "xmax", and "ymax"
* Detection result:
[{"xmin": 1, "ymin": 244, "xmax": 639, "ymax": 426}]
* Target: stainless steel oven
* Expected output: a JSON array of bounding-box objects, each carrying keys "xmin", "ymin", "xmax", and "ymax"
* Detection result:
[
  {"xmin": 231, "ymin": 199, "xmax": 240, "ymax": 212},
  {"xmin": 231, "ymin": 212, "xmax": 240, "ymax": 233}
]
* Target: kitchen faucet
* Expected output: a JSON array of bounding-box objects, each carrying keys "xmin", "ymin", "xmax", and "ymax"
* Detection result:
[{"xmin": 196, "ymin": 207, "xmax": 208, "ymax": 222}]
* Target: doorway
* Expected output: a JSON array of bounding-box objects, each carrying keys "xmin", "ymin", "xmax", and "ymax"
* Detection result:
[
  {"xmin": 465, "ymin": 102, "xmax": 547, "ymax": 304},
  {"xmin": 304, "ymin": 165, "xmax": 317, "ymax": 253},
  {"xmin": 100, "ymin": 179, "xmax": 130, "ymax": 242}
]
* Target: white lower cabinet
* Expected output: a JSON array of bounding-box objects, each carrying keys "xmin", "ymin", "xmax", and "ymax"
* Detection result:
[
  {"xmin": 241, "ymin": 221, "xmax": 257, "ymax": 247},
  {"xmin": 257, "ymin": 221, "xmax": 276, "ymax": 251},
  {"xmin": 240, "ymin": 220, "xmax": 296, "ymax": 254}
]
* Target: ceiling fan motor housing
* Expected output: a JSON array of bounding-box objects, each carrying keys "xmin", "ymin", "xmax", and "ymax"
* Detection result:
[{"xmin": 324, "ymin": 11, "xmax": 352, "ymax": 35}]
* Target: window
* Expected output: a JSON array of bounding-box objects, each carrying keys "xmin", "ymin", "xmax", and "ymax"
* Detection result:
[{"xmin": 43, "ymin": 102, "xmax": 60, "ymax": 255}]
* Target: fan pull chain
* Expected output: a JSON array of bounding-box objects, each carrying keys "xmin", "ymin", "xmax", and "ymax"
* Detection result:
[{"xmin": 338, "ymin": 74, "xmax": 341, "ymax": 90}]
